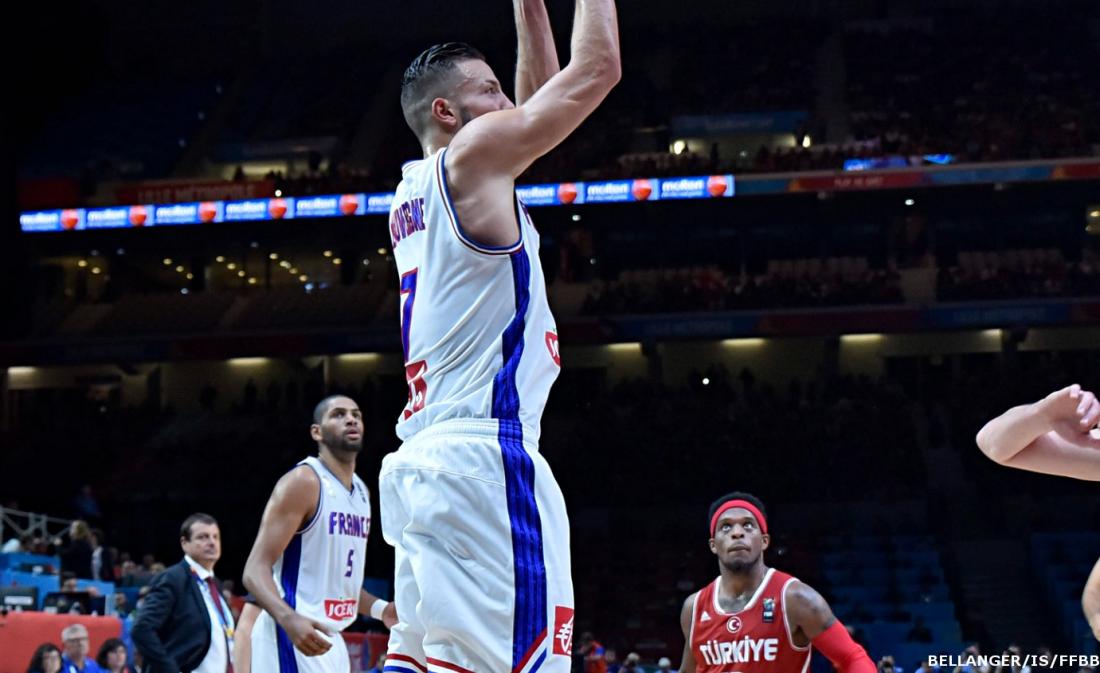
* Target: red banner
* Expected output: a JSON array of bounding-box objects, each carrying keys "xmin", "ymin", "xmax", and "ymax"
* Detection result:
[
  {"xmin": 788, "ymin": 172, "xmax": 927, "ymax": 192},
  {"xmin": 18, "ymin": 177, "xmax": 82, "ymax": 209},
  {"xmin": 115, "ymin": 179, "xmax": 275, "ymax": 205},
  {"xmin": 1051, "ymin": 162, "xmax": 1100, "ymax": 180}
]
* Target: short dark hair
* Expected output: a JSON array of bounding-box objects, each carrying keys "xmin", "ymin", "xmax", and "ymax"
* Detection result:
[
  {"xmin": 312, "ymin": 394, "xmax": 358, "ymax": 425},
  {"xmin": 708, "ymin": 491, "xmax": 767, "ymax": 531},
  {"xmin": 400, "ymin": 42, "xmax": 486, "ymax": 139},
  {"xmin": 180, "ymin": 513, "xmax": 218, "ymax": 541},
  {"xmin": 96, "ymin": 638, "xmax": 126, "ymax": 668}
]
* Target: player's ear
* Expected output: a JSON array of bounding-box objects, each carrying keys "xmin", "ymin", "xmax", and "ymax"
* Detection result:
[
  {"xmin": 761, "ymin": 533, "xmax": 770, "ymax": 551},
  {"xmin": 709, "ymin": 537, "xmax": 718, "ymax": 555},
  {"xmin": 431, "ymin": 97, "xmax": 459, "ymax": 131},
  {"xmin": 310, "ymin": 423, "xmax": 322, "ymax": 442}
]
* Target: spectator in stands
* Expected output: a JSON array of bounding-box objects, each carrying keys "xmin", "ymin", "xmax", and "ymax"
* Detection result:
[
  {"xmin": 3, "ymin": 531, "xmax": 33, "ymax": 553},
  {"xmin": 657, "ymin": 656, "xmax": 678, "ymax": 673},
  {"xmin": 605, "ymin": 649, "xmax": 620, "ymax": 673},
  {"xmin": 26, "ymin": 643, "xmax": 63, "ymax": 673},
  {"xmin": 90, "ymin": 529, "xmax": 115, "ymax": 582},
  {"xmin": 620, "ymin": 653, "xmax": 644, "ymax": 673},
  {"xmin": 953, "ymin": 645, "xmax": 990, "ymax": 673},
  {"xmin": 879, "ymin": 656, "xmax": 904, "ymax": 673},
  {"xmin": 96, "ymin": 639, "xmax": 132, "ymax": 673},
  {"xmin": 579, "ymin": 633, "xmax": 608, "ymax": 673},
  {"xmin": 905, "ymin": 616, "xmax": 933, "ymax": 643},
  {"xmin": 112, "ymin": 592, "xmax": 132, "ymax": 618},
  {"xmin": 60, "ymin": 623, "xmax": 103, "ymax": 673},
  {"xmin": 61, "ymin": 572, "xmax": 79, "ymax": 592},
  {"xmin": 57, "ymin": 520, "xmax": 94, "ymax": 579},
  {"xmin": 914, "ymin": 658, "xmax": 939, "ymax": 673},
  {"xmin": 994, "ymin": 645, "xmax": 1029, "ymax": 673}
]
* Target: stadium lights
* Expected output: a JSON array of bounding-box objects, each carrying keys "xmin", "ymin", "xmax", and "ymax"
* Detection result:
[
  {"xmin": 226, "ymin": 262, "xmax": 237, "ymax": 270},
  {"xmin": 162, "ymin": 258, "xmax": 172, "ymax": 266},
  {"xmin": 91, "ymin": 267, "xmax": 102, "ymax": 275},
  {"xmin": 1091, "ymin": 210, "xmax": 1100, "ymax": 218},
  {"xmin": 323, "ymin": 250, "xmax": 333, "ymax": 257},
  {"xmin": 606, "ymin": 342, "xmax": 641, "ymax": 353},
  {"xmin": 299, "ymin": 274, "xmax": 308, "ymax": 282},
  {"xmin": 280, "ymin": 261, "xmax": 291, "ymax": 269},
  {"xmin": 982, "ymin": 329, "xmax": 1003, "ymax": 339},
  {"xmin": 269, "ymin": 252, "xmax": 279, "ymax": 260},
  {"xmin": 289, "ymin": 268, "xmax": 298, "ymax": 275},
  {"xmin": 275, "ymin": 190, "xmax": 283, "ymax": 197},
  {"xmin": 228, "ymin": 357, "xmax": 268, "ymax": 366},
  {"xmin": 7, "ymin": 366, "xmax": 36, "ymax": 376},
  {"xmin": 905, "ymin": 198, "xmax": 916, "ymax": 206},
  {"xmin": 672, "ymin": 140, "xmax": 687, "ymax": 155},
  {"xmin": 702, "ymin": 377, "xmax": 710, "ymax": 386},
  {"xmin": 237, "ymin": 270, "xmax": 246, "ymax": 278},
  {"xmin": 377, "ymin": 247, "xmax": 387, "ymax": 255},
  {"xmin": 723, "ymin": 338, "xmax": 765, "ymax": 347},
  {"xmin": 248, "ymin": 277, "xmax": 258, "ymax": 285},
  {"xmin": 362, "ymin": 259, "xmax": 370, "ymax": 266},
  {"xmin": 175, "ymin": 265, "xmax": 185, "ymax": 273},
  {"xmin": 572, "ymin": 214, "xmax": 581, "ymax": 222},
  {"xmin": 333, "ymin": 258, "xmax": 342, "ymax": 265},
  {"xmin": 802, "ymin": 135, "xmax": 812, "ymax": 148},
  {"xmin": 186, "ymin": 273, "xmax": 194, "ymax": 280},
  {"xmin": 216, "ymin": 255, "xmax": 226, "ymax": 263},
  {"xmin": 77, "ymin": 259, "xmax": 88, "ymax": 268},
  {"xmin": 840, "ymin": 333, "xmax": 883, "ymax": 344}
]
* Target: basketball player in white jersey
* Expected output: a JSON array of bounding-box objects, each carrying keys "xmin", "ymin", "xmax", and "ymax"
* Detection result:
[
  {"xmin": 379, "ymin": 2, "xmax": 619, "ymax": 673},
  {"xmin": 976, "ymin": 383, "xmax": 1100, "ymax": 640},
  {"xmin": 243, "ymin": 395, "xmax": 397, "ymax": 673}
]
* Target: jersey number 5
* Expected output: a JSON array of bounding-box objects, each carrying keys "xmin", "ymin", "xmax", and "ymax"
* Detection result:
[
  {"xmin": 400, "ymin": 268, "xmax": 427, "ymax": 418},
  {"xmin": 344, "ymin": 549, "xmax": 354, "ymax": 577}
]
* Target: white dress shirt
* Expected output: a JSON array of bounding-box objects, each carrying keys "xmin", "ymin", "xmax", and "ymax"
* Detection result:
[{"xmin": 183, "ymin": 555, "xmax": 234, "ymax": 673}]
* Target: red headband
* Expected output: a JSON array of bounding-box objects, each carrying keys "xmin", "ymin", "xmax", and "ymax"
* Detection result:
[{"xmin": 710, "ymin": 499, "xmax": 768, "ymax": 537}]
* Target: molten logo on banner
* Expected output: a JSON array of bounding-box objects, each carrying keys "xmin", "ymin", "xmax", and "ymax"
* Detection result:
[
  {"xmin": 631, "ymin": 179, "xmax": 652, "ymax": 201},
  {"xmin": 339, "ymin": 194, "xmax": 360, "ymax": 216},
  {"xmin": 61, "ymin": 210, "xmax": 80, "ymax": 230},
  {"xmin": 553, "ymin": 606, "xmax": 574, "ymax": 656},
  {"xmin": 707, "ymin": 175, "xmax": 728, "ymax": 197},
  {"xmin": 129, "ymin": 206, "xmax": 147, "ymax": 227},
  {"xmin": 269, "ymin": 198, "xmax": 288, "ymax": 219}
]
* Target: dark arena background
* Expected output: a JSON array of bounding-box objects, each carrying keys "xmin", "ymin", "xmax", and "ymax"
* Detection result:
[{"xmin": 3, "ymin": 0, "xmax": 1100, "ymax": 671}]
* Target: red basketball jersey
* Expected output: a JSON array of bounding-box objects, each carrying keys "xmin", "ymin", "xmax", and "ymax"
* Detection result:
[{"xmin": 689, "ymin": 568, "xmax": 811, "ymax": 673}]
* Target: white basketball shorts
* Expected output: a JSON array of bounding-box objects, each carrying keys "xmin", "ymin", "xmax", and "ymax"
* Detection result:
[
  {"xmin": 251, "ymin": 609, "xmax": 350, "ymax": 673},
  {"xmin": 379, "ymin": 419, "xmax": 575, "ymax": 673}
]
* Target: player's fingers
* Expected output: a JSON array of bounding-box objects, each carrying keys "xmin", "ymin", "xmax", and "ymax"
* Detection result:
[
  {"xmin": 1077, "ymin": 391, "xmax": 1094, "ymax": 415},
  {"xmin": 311, "ymin": 619, "xmax": 334, "ymax": 636},
  {"xmin": 1069, "ymin": 383, "xmax": 1082, "ymax": 398},
  {"xmin": 1081, "ymin": 399, "xmax": 1100, "ymax": 429}
]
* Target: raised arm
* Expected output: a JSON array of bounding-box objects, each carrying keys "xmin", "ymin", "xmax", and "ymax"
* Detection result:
[
  {"xmin": 975, "ymin": 384, "xmax": 1100, "ymax": 480},
  {"xmin": 448, "ymin": 0, "xmax": 620, "ymax": 181},
  {"xmin": 514, "ymin": 0, "xmax": 560, "ymax": 105},
  {"xmin": 242, "ymin": 467, "xmax": 334, "ymax": 656}
]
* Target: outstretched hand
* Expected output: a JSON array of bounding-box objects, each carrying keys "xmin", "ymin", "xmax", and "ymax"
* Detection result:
[{"xmin": 1041, "ymin": 384, "xmax": 1100, "ymax": 441}]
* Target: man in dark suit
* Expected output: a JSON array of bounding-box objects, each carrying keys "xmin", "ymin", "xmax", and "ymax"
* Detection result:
[{"xmin": 133, "ymin": 513, "xmax": 235, "ymax": 673}]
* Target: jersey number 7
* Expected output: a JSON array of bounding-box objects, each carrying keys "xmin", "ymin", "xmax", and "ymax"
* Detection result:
[{"xmin": 400, "ymin": 268, "xmax": 427, "ymax": 419}]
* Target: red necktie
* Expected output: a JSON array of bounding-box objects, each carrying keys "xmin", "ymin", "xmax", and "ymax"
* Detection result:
[{"xmin": 205, "ymin": 577, "xmax": 235, "ymax": 673}]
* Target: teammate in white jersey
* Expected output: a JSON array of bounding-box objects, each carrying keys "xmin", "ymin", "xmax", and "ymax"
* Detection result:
[
  {"xmin": 380, "ymin": 2, "xmax": 620, "ymax": 673},
  {"xmin": 243, "ymin": 395, "xmax": 397, "ymax": 673}
]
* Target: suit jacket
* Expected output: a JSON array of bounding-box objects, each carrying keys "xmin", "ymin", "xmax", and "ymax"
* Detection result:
[{"xmin": 131, "ymin": 559, "xmax": 219, "ymax": 673}]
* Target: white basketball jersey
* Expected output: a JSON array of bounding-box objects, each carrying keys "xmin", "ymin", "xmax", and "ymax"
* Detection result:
[
  {"xmin": 388, "ymin": 148, "xmax": 561, "ymax": 443},
  {"xmin": 272, "ymin": 456, "xmax": 371, "ymax": 632}
]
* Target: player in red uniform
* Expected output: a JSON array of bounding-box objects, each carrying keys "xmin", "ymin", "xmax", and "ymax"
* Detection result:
[{"xmin": 679, "ymin": 492, "xmax": 876, "ymax": 673}]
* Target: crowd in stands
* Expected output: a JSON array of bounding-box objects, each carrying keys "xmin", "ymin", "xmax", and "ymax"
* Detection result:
[
  {"xmin": 581, "ymin": 260, "xmax": 904, "ymax": 316},
  {"xmin": 937, "ymin": 249, "xmax": 1100, "ymax": 302}
]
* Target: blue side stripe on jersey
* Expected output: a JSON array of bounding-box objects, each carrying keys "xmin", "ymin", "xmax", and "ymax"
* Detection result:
[
  {"xmin": 276, "ymin": 535, "xmax": 303, "ymax": 673},
  {"xmin": 530, "ymin": 648, "xmax": 548, "ymax": 673},
  {"xmin": 384, "ymin": 667, "xmax": 422, "ymax": 673},
  {"xmin": 491, "ymin": 249, "xmax": 548, "ymax": 670}
]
